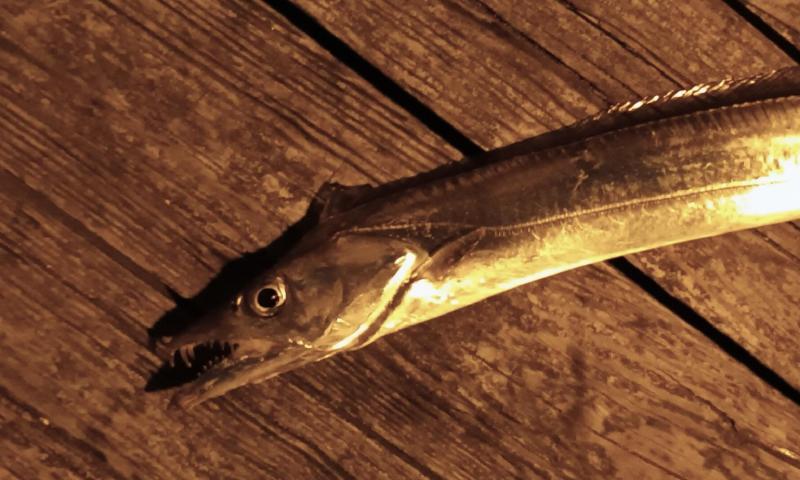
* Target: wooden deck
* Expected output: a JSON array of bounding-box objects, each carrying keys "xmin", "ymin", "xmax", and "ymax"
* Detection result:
[{"xmin": 1, "ymin": 1, "xmax": 799, "ymax": 478}]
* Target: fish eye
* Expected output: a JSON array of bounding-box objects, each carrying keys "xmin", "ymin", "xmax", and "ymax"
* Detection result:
[{"xmin": 251, "ymin": 279, "xmax": 286, "ymax": 316}]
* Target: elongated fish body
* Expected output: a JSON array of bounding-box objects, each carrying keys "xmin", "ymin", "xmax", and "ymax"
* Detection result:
[
  {"xmin": 158, "ymin": 67, "xmax": 800, "ymax": 407},
  {"xmin": 334, "ymin": 68, "xmax": 800, "ymax": 341}
]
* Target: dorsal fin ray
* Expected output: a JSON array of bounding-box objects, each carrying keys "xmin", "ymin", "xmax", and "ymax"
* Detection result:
[
  {"xmin": 315, "ymin": 67, "xmax": 800, "ymax": 221},
  {"xmin": 481, "ymin": 67, "xmax": 800, "ymax": 163}
]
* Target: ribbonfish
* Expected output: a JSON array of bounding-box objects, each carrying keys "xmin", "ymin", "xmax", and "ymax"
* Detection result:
[{"xmin": 155, "ymin": 67, "xmax": 800, "ymax": 408}]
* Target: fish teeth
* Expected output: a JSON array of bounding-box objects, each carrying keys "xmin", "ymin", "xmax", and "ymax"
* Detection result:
[
  {"xmin": 180, "ymin": 345, "xmax": 194, "ymax": 366},
  {"xmin": 167, "ymin": 339, "xmax": 239, "ymax": 373}
]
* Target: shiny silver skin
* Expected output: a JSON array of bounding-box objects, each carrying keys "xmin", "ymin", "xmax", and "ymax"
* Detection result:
[{"xmin": 161, "ymin": 67, "xmax": 800, "ymax": 408}]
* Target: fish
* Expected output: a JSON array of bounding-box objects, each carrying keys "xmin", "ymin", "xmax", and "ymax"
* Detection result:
[{"xmin": 155, "ymin": 67, "xmax": 800, "ymax": 408}]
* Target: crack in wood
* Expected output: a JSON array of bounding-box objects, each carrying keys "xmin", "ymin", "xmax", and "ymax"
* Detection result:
[{"xmin": 263, "ymin": 0, "xmax": 484, "ymax": 158}]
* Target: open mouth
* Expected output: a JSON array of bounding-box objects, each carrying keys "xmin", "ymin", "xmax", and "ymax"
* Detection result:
[
  {"xmin": 147, "ymin": 337, "xmax": 329, "ymax": 408},
  {"xmin": 146, "ymin": 340, "xmax": 242, "ymax": 392},
  {"xmin": 170, "ymin": 340, "xmax": 239, "ymax": 376}
]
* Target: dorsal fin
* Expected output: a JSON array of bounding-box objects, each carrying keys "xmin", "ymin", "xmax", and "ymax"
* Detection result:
[
  {"xmin": 481, "ymin": 66, "xmax": 800, "ymax": 163},
  {"xmin": 316, "ymin": 67, "xmax": 800, "ymax": 222}
]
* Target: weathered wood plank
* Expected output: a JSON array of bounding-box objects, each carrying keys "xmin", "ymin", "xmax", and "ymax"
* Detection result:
[
  {"xmin": 0, "ymin": 0, "xmax": 458, "ymax": 295},
  {"xmin": 745, "ymin": 0, "xmax": 800, "ymax": 48},
  {"xmin": 2, "ymin": 1, "xmax": 800, "ymax": 479},
  {"xmin": 294, "ymin": 0, "xmax": 800, "ymax": 387}
]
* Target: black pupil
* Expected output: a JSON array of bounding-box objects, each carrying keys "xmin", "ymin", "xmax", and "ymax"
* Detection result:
[{"xmin": 256, "ymin": 288, "xmax": 280, "ymax": 309}]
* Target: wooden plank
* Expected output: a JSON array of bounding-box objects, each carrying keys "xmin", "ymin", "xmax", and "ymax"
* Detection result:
[
  {"xmin": 293, "ymin": 0, "xmax": 800, "ymax": 388},
  {"xmin": 0, "ymin": 0, "xmax": 458, "ymax": 295},
  {"xmin": 293, "ymin": 0, "xmax": 794, "ymax": 145},
  {"xmin": 1, "ymin": 2, "xmax": 799, "ymax": 480},
  {"xmin": 744, "ymin": 0, "xmax": 800, "ymax": 48}
]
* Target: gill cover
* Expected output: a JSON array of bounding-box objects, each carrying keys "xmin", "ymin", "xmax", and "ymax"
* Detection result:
[{"xmin": 298, "ymin": 233, "xmax": 429, "ymax": 351}]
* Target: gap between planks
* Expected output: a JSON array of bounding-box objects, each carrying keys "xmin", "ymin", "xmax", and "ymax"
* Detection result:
[{"xmin": 723, "ymin": 0, "xmax": 800, "ymax": 64}]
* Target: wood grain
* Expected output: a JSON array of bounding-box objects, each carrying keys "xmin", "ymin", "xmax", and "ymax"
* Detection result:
[
  {"xmin": 0, "ymin": 0, "xmax": 458, "ymax": 295},
  {"xmin": 745, "ymin": 0, "xmax": 800, "ymax": 48},
  {"xmin": 294, "ymin": 0, "xmax": 800, "ymax": 386},
  {"xmin": 2, "ymin": 0, "xmax": 800, "ymax": 479}
]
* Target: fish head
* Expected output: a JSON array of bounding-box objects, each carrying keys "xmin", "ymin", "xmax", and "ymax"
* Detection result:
[{"xmin": 159, "ymin": 231, "xmax": 426, "ymax": 408}]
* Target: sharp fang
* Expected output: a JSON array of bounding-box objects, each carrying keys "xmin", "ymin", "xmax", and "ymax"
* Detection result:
[{"xmin": 180, "ymin": 346, "xmax": 193, "ymax": 366}]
